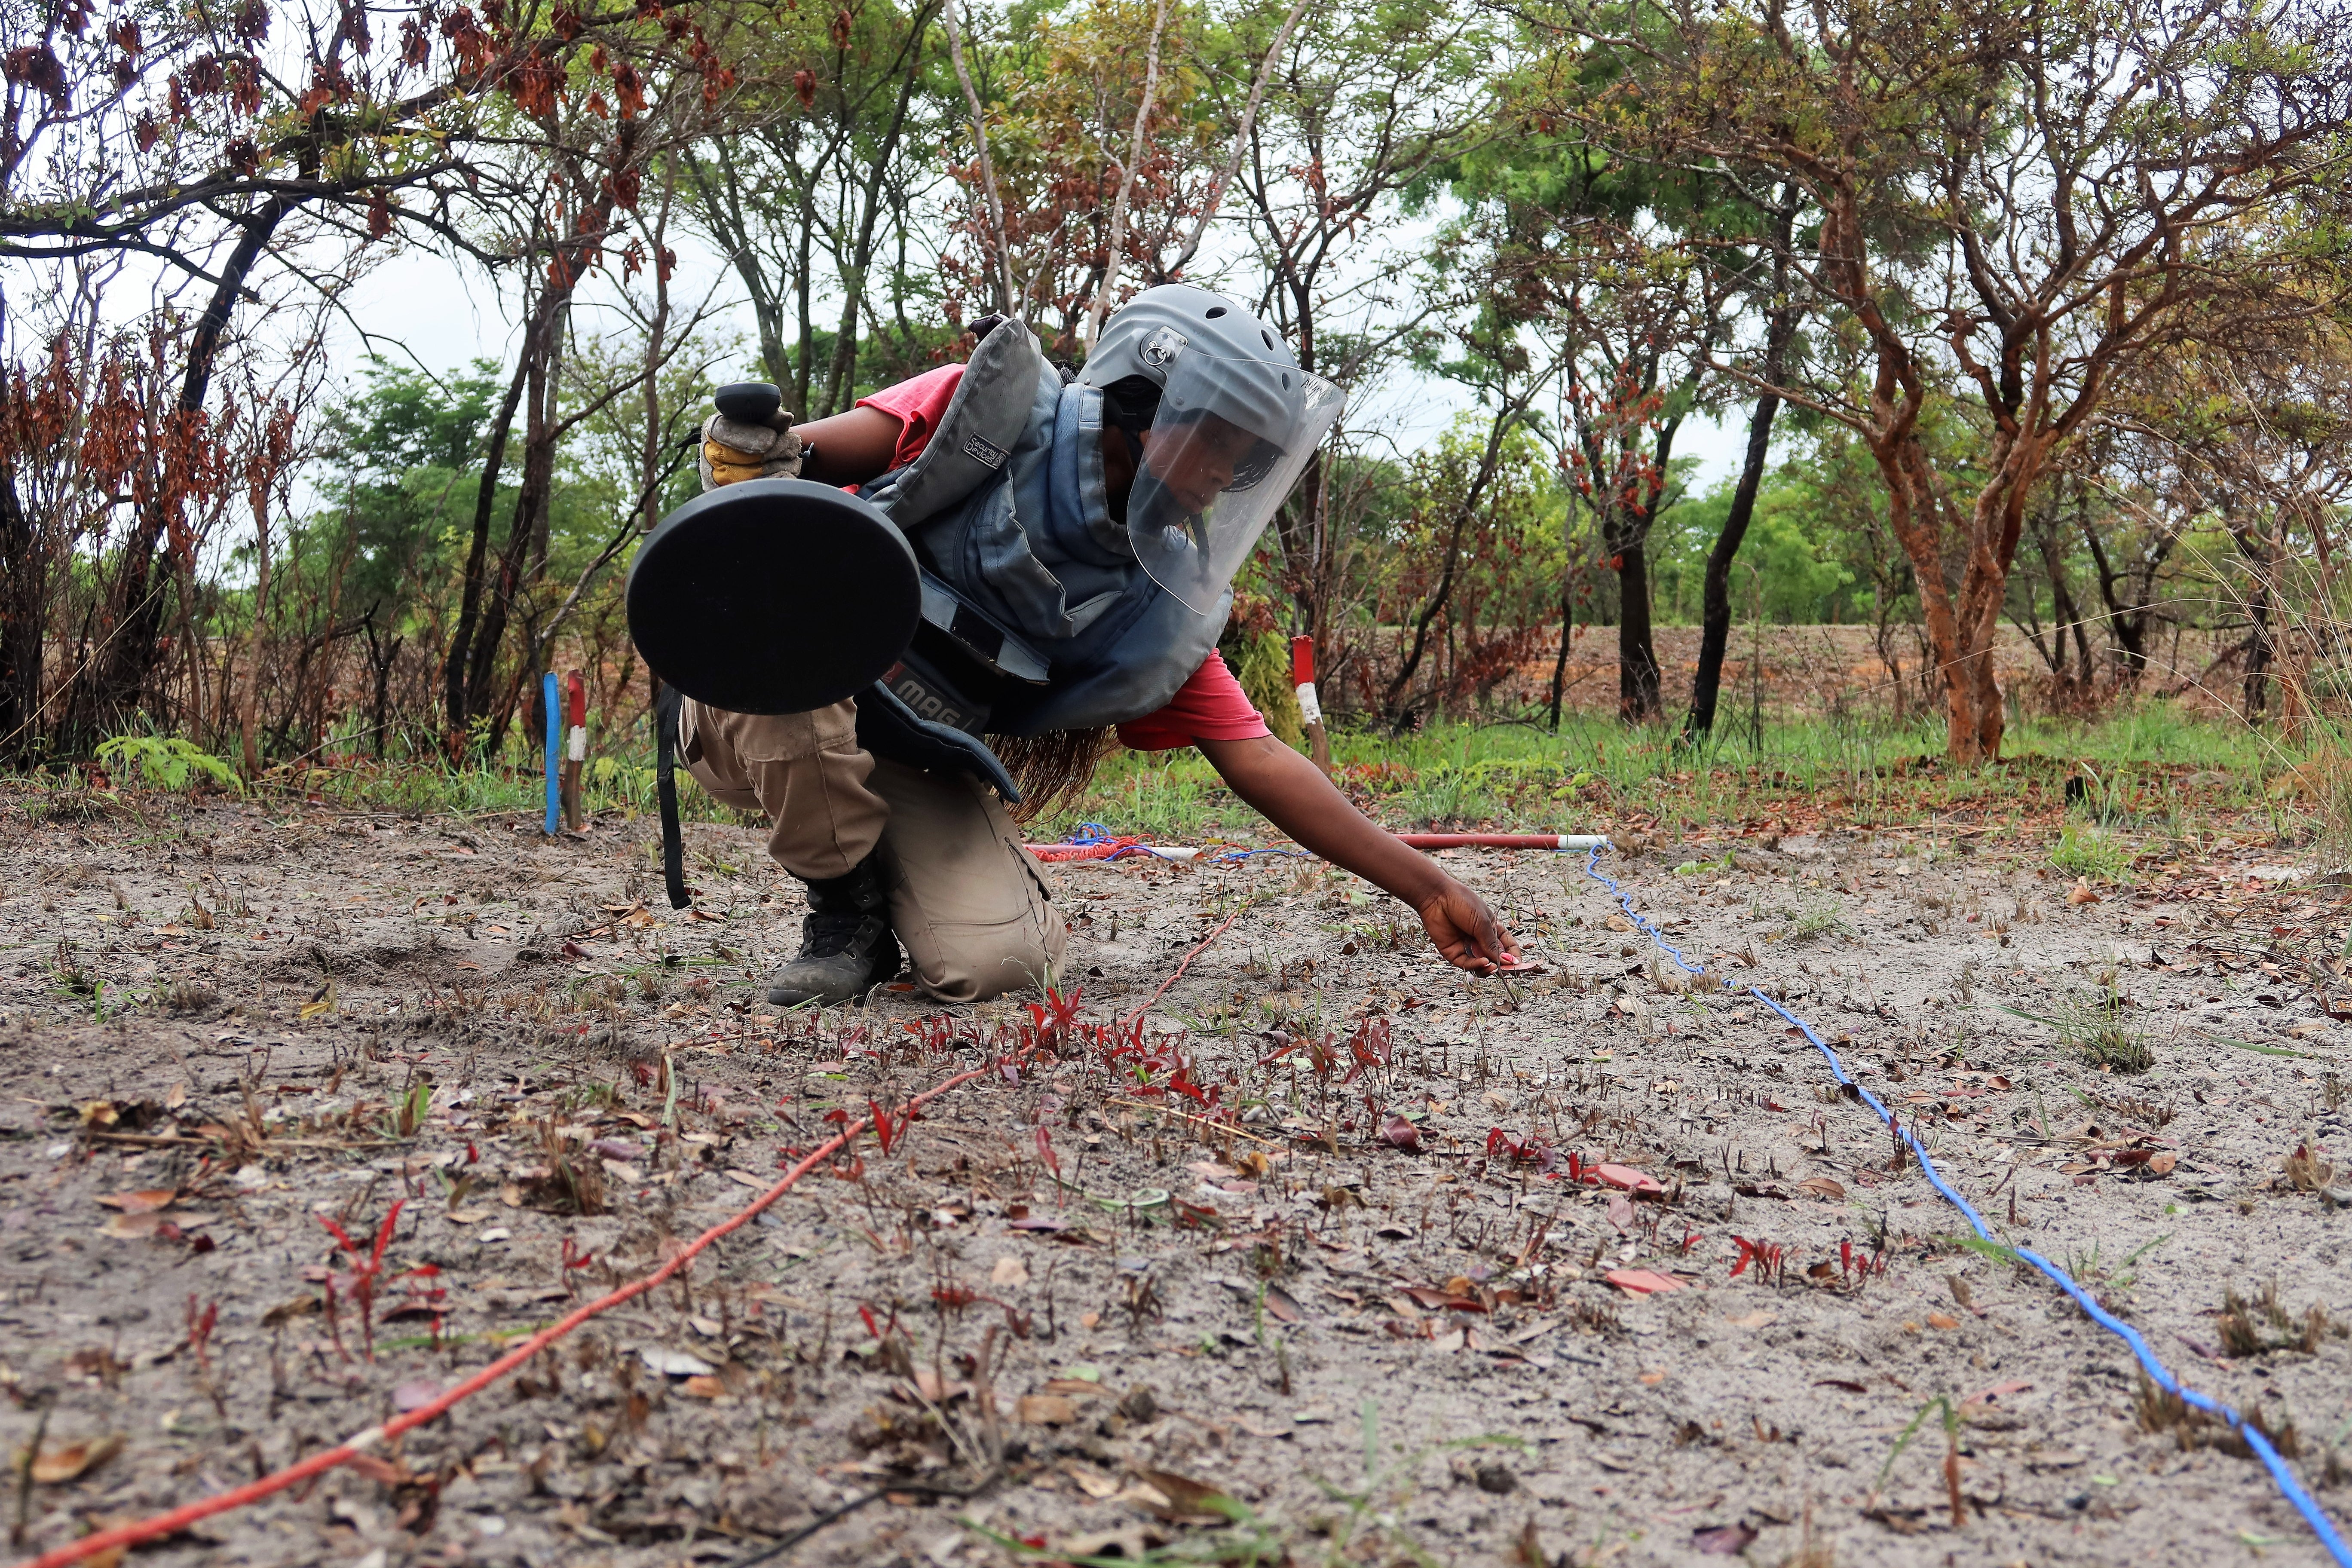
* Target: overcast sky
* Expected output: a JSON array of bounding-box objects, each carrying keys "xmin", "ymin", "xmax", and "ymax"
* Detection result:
[{"xmin": 334, "ymin": 232, "xmax": 1757, "ymax": 495}]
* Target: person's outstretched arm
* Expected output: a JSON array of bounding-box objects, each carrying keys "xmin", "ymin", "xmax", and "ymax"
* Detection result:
[{"xmin": 1196, "ymin": 734, "xmax": 1520, "ymax": 974}]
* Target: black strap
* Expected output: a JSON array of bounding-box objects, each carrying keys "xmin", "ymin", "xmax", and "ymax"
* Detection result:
[{"xmin": 654, "ymin": 680, "xmax": 690, "ymax": 910}]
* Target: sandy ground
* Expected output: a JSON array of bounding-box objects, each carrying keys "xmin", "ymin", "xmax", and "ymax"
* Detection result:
[{"xmin": 2, "ymin": 784, "xmax": 2348, "ymax": 1568}]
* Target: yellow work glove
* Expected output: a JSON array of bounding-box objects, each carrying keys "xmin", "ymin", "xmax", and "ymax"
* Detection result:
[{"xmin": 698, "ymin": 412, "xmax": 803, "ymax": 490}]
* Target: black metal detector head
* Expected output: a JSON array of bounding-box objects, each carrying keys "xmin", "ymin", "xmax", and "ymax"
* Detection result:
[{"xmin": 625, "ymin": 478, "xmax": 921, "ymax": 716}]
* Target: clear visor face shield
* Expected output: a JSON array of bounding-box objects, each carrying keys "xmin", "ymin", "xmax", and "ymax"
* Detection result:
[{"xmin": 1125, "ymin": 352, "xmax": 1344, "ymax": 616}]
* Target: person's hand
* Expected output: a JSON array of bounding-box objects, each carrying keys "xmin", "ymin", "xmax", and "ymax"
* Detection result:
[
  {"xmin": 1414, "ymin": 877, "xmax": 1520, "ymax": 974},
  {"xmin": 699, "ymin": 412, "xmax": 802, "ymax": 490}
]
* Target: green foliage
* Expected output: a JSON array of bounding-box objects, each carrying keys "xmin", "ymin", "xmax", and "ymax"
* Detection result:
[
  {"xmin": 1650, "ymin": 467, "xmax": 1863, "ymax": 625},
  {"xmin": 95, "ymin": 734, "xmax": 242, "ymax": 793},
  {"xmin": 1222, "ymin": 628, "xmax": 1306, "ymax": 750},
  {"xmin": 321, "ymin": 356, "xmax": 509, "ymax": 620},
  {"xmin": 2051, "ymin": 823, "xmax": 2131, "ymax": 883},
  {"xmin": 2005, "ymin": 984, "xmax": 2155, "ymax": 1075}
]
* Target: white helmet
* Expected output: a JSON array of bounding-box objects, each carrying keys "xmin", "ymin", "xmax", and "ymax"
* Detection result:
[{"xmin": 1081, "ymin": 285, "xmax": 1342, "ymax": 614}]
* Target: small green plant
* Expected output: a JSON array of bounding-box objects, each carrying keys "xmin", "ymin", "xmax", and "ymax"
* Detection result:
[
  {"xmin": 2051, "ymin": 821, "xmax": 2130, "ymax": 883},
  {"xmin": 1782, "ymin": 900, "xmax": 1853, "ymax": 944},
  {"xmin": 95, "ymin": 732, "xmax": 242, "ymax": 792},
  {"xmin": 1873, "ymin": 1393, "xmax": 1965, "ymax": 1529},
  {"xmin": 2006, "ymin": 983, "xmax": 2153, "ymax": 1073}
]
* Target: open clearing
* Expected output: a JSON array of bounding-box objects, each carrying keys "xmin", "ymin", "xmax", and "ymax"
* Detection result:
[{"xmin": 3, "ymin": 783, "xmax": 2349, "ymax": 1567}]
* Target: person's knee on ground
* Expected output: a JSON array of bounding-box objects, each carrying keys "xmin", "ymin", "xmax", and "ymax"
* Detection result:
[{"xmin": 868, "ymin": 760, "xmax": 1066, "ymax": 1004}]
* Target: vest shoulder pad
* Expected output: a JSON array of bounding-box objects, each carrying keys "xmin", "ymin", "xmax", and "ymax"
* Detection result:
[{"xmin": 870, "ymin": 322, "xmax": 1049, "ymax": 531}]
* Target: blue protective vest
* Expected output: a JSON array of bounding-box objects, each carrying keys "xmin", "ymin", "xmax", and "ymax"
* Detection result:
[{"xmin": 899, "ymin": 371, "xmax": 1226, "ymax": 737}]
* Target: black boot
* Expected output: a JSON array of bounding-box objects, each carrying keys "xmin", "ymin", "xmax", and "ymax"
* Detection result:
[{"xmin": 766, "ymin": 851, "xmax": 903, "ymax": 1007}]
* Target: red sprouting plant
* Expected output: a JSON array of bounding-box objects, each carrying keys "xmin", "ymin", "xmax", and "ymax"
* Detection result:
[
  {"xmin": 185, "ymin": 1293, "xmax": 218, "ymax": 1375},
  {"xmin": 1730, "ymin": 1234, "xmax": 1786, "ymax": 1285},
  {"xmin": 317, "ymin": 1199, "xmax": 404, "ymax": 1360},
  {"xmin": 1340, "ymin": 1017, "xmax": 1393, "ymax": 1084},
  {"xmin": 1486, "ymin": 1127, "xmax": 1565, "ymax": 1173},
  {"xmin": 316, "ymin": 1200, "xmax": 441, "ymax": 1358},
  {"xmin": 1035, "ymin": 1124, "xmax": 1060, "ymax": 1176},
  {"xmin": 1836, "ymin": 1238, "xmax": 1890, "ymax": 1283},
  {"xmin": 559, "ymin": 1235, "xmax": 596, "ymax": 1295}
]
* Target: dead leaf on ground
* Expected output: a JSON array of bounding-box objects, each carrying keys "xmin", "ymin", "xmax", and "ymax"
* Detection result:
[
  {"xmin": 1604, "ymin": 1269, "xmax": 1687, "ymax": 1296},
  {"xmin": 1016, "ymin": 1394, "xmax": 1077, "ymax": 1425},
  {"xmin": 2067, "ymin": 880, "xmax": 2101, "ymax": 906},
  {"xmin": 1262, "ymin": 1284, "xmax": 1304, "ymax": 1323},
  {"xmin": 1724, "ymin": 1311, "xmax": 1777, "ymax": 1329},
  {"xmin": 391, "ymin": 1380, "xmax": 444, "ymax": 1413},
  {"xmin": 1692, "ymin": 1521, "xmax": 1758, "ymax": 1555},
  {"xmin": 98, "ymin": 1213, "xmax": 165, "ymax": 1240},
  {"xmin": 912, "ymin": 1369, "xmax": 970, "ymax": 1403},
  {"xmin": 28, "ymin": 1434, "xmax": 124, "ymax": 1483},
  {"xmin": 1797, "ymin": 1176, "xmax": 1846, "ymax": 1200},
  {"xmin": 1926, "ymin": 1311, "xmax": 1960, "ymax": 1329},
  {"xmin": 1593, "ymin": 1163, "xmax": 1663, "ymax": 1193},
  {"xmin": 637, "ymin": 1348, "xmax": 715, "ymax": 1378},
  {"xmin": 94, "ymin": 1189, "xmax": 175, "ymax": 1213},
  {"xmin": 990, "ymin": 1255, "xmax": 1029, "ymax": 1287},
  {"xmin": 1133, "ymin": 1467, "xmax": 1239, "ymax": 1521},
  {"xmin": 1062, "ymin": 1463, "xmax": 1121, "ymax": 1500},
  {"xmin": 1962, "ymin": 1378, "xmax": 2034, "ymax": 1409}
]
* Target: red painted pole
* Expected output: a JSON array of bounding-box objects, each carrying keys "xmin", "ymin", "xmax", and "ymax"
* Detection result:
[{"xmin": 1289, "ymin": 634, "xmax": 1332, "ymax": 777}]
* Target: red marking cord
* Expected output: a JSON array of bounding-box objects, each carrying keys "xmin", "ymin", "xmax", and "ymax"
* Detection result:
[
  {"xmin": 1120, "ymin": 907, "xmax": 1242, "ymax": 1027},
  {"xmin": 22, "ymin": 895, "xmax": 1255, "ymax": 1568},
  {"xmin": 17, "ymin": 1062, "xmax": 996, "ymax": 1568},
  {"xmin": 1395, "ymin": 833, "xmax": 1571, "ymax": 850}
]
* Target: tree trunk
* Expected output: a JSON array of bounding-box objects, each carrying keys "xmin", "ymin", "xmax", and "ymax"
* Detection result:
[
  {"xmin": 79, "ymin": 194, "xmax": 295, "ymax": 745},
  {"xmin": 1684, "ymin": 193, "xmax": 1795, "ymax": 742},
  {"xmin": 238, "ymin": 507, "xmax": 272, "ymax": 776},
  {"xmin": 466, "ymin": 325, "xmax": 563, "ymax": 746},
  {"xmin": 443, "ymin": 344, "xmax": 533, "ymax": 745},
  {"xmin": 1612, "ymin": 533, "xmax": 1662, "ymax": 722},
  {"xmin": 0, "ymin": 456, "xmax": 41, "ymax": 756},
  {"xmin": 1548, "ymin": 590, "xmax": 1572, "ymax": 730},
  {"xmin": 2239, "ymin": 525, "xmax": 2278, "ymax": 718},
  {"xmin": 1684, "ymin": 382, "xmax": 1781, "ymax": 739}
]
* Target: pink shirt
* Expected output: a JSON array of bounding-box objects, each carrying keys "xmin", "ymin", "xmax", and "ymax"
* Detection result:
[{"xmin": 856, "ymin": 366, "xmax": 1271, "ymax": 751}]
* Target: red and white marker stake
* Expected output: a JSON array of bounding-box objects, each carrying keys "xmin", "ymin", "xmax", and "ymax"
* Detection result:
[
  {"xmin": 560, "ymin": 671, "xmax": 587, "ymax": 830},
  {"xmin": 1290, "ymin": 634, "xmax": 1332, "ymax": 777}
]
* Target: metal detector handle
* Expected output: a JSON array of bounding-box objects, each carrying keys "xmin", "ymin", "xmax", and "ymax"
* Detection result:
[
  {"xmin": 714, "ymin": 382, "xmax": 793, "ymax": 433},
  {"xmin": 654, "ymin": 681, "xmax": 691, "ymax": 910}
]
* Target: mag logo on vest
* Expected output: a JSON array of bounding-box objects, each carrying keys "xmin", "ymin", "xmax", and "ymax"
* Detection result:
[{"xmin": 882, "ymin": 662, "xmax": 975, "ymax": 733}]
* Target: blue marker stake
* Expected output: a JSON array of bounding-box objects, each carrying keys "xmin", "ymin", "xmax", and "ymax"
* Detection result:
[{"xmin": 542, "ymin": 670, "xmax": 561, "ymax": 836}]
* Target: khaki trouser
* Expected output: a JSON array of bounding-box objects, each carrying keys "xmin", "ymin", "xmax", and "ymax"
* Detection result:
[{"xmin": 680, "ymin": 698, "xmax": 1065, "ymax": 1003}]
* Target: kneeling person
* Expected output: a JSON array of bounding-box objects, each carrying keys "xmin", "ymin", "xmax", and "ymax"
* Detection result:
[{"xmin": 677, "ymin": 286, "xmax": 1519, "ymax": 1005}]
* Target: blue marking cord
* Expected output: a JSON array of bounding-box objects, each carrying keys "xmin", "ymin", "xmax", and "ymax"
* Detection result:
[
  {"xmin": 1579, "ymin": 844, "xmax": 2351, "ymax": 1563},
  {"xmin": 1207, "ymin": 845, "xmax": 1317, "ymax": 865},
  {"xmin": 1060, "ymin": 823, "xmax": 1313, "ymax": 866}
]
